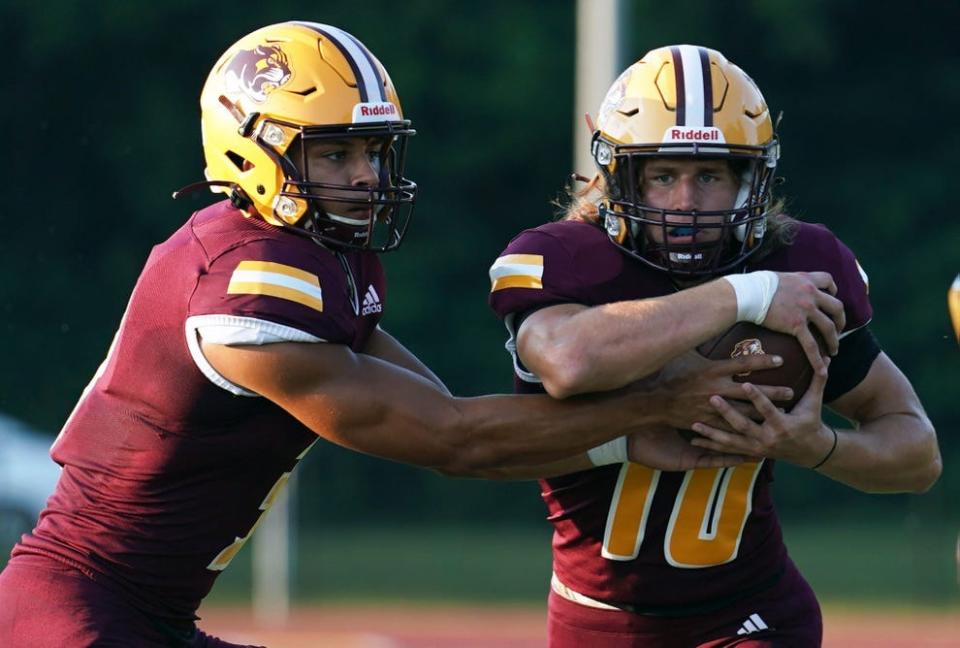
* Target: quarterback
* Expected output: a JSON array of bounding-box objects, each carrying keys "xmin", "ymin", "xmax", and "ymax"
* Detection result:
[
  {"xmin": 0, "ymin": 25, "xmax": 810, "ymax": 647},
  {"xmin": 489, "ymin": 45, "xmax": 941, "ymax": 646}
]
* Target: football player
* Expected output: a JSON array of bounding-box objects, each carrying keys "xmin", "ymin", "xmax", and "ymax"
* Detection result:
[
  {"xmin": 0, "ymin": 26, "xmax": 802, "ymax": 648},
  {"xmin": 489, "ymin": 45, "xmax": 941, "ymax": 647}
]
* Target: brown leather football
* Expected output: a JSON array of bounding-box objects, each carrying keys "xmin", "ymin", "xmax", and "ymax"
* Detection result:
[{"xmin": 697, "ymin": 322, "xmax": 823, "ymax": 411}]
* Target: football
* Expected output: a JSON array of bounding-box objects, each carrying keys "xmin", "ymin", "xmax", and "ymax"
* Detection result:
[{"xmin": 697, "ymin": 322, "xmax": 822, "ymax": 411}]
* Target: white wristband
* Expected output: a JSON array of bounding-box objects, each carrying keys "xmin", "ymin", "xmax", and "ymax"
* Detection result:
[
  {"xmin": 587, "ymin": 436, "xmax": 628, "ymax": 466},
  {"xmin": 721, "ymin": 271, "xmax": 779, "ymax": 324}
]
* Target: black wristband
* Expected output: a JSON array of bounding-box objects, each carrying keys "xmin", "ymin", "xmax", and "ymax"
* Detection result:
[{"xmin": 811, "ymin": 425, "xmax": 839, "ymax": 470}]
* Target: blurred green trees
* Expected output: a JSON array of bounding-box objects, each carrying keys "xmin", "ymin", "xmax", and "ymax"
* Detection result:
[{"xmin": 2, "ymin": 0, "xmax": 956, "ymax": 528}]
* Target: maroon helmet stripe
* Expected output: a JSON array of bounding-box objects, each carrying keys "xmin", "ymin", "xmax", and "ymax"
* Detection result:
[
  {"xmin": 699, "ymin": 47, "xmax": 714, "ymax": 127},
  {"xmin": 670, "ymin": 46, "xmax": 686, "ymax": 126}
]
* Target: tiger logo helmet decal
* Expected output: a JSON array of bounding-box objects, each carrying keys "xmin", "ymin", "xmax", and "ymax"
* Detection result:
[{"xmin": 223, "ymin": 45, "xmax": 293, "ymax": 103}]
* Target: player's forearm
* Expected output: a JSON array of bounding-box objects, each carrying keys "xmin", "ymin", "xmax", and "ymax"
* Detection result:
[
  {"xmin": 528, "ymin": 279, "xmax": 737, "ymax": 397},
  {"xmin": 436, "ymin": 390, "xmax": 659, "ymax": 476},
  {"xmin": 277, "ymin": 352, "xmax": 659, "ymax": 477},
  {"xmin": 816, "ymin": 414, "xmax": 941, "ymax": 493},
  {"xmin": 204, "ymin": 339, "xmax": 659, "ymax": 477}
]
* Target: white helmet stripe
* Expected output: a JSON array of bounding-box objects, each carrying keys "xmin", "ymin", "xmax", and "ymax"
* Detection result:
[
  {"xmin": 676, "ymin": 45, "xmax": 709, "ymax": 127},
  {"xmin": 341, "ymin": 30, "xmax": 387, "ymax": 101},
  {"xmin": 293, "ymin": 22, "xmax": 385, "ymax": 103}
]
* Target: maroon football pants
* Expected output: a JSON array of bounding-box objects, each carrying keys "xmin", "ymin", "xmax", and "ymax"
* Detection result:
[
  {"xmin": 547, "ymin": 560, "xmax": 822, "ymax": 647},
  {"xmin": 0, "ymin": 554, "xmax": 263, "ymax": 648}
]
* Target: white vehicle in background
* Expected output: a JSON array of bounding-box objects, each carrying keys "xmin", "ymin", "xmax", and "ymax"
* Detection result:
[{"xmin": 0, "ymin": 413, "xmax": 61, "ymax": 557}]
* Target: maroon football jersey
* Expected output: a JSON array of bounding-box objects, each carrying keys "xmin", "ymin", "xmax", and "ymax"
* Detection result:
[
  {"xmin": 488, "ymin": 219, "xmax": 871, "ymax": 611},
  {"xmin": 13, "ymin": 200, "xmax": 386, "ymax": 624}
]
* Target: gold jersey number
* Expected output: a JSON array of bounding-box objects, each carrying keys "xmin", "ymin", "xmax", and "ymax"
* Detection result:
[
  {"xmin": 207, "ymin": 439, "xmax": 317, "ymax": 572},
  {"xmin": 602, "ymin": 461, "xmax": 764, "ymax": 568}
]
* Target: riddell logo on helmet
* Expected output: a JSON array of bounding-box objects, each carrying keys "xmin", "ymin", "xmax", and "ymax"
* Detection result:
[
  {"xmin": 353, "ymin": 102, "xmax": 399, "ymax": 123},
  {"xmin": 666, "ymin": 127, "xmax": 723, "ymax": 142},
  {"xmin": 360, "ymin": 104, "xmax": 396, "ymax": 116}
]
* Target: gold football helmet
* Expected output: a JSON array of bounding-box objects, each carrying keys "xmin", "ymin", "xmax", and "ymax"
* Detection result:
[
  {"xmin": 194, "ymin": 21, "xmax": 416, "ymax": 251},
  {"xmin": 592, "ymin": 45, "xmax": 779, "ymax": 276}
]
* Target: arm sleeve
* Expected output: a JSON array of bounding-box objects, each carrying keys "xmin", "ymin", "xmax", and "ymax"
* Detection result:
[{"xmin": 824, "ymin": 326, "xmax": 881, "ymax": 403}]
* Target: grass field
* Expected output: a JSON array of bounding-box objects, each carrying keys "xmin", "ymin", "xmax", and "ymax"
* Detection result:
[{"xmin": 206, "ymin": 520, "xmax": 960, "ymax": 608}]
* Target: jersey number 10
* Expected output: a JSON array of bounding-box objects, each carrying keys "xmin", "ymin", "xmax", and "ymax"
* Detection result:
[{"xmin": 602, "ymin": 461, "xmax": 764, "ymax": 568}]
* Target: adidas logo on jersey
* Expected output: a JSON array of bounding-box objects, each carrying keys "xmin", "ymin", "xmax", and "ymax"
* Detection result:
[
  {"xmin": 361, "ymin": 285, "xmax": 383, "ymax": 315},
  {"xmin": 736, "ymin": 613, "xmax": 769, "ymax": 636}
]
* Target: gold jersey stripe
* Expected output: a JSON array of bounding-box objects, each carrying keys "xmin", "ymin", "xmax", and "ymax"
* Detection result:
[
  {"xmin": 227, "ymin": 281, "xmax": 324, "ymax": 312},
  {"xmin": 234, "ymin": 260, "xmax": 320, "ymax": 286},
  {"xmin": 228, "ymin": 260, "xmax": 324, "ymax": 312},
  {"xmin": 491, "ymin": 275, "xmax": 543, "ymax": 292},
  {"xmin": 489, "ymin": 253, "xmax": 544, "ymax": 292}
]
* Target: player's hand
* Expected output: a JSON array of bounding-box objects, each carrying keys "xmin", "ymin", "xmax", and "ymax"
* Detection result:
[
  {"xmin": 642, "ymin": 350, "xmax": 795, "ymax": 431},
  {"xmin": 627, "ymin": 426, "xmax": 747, "ymax": 470},
  {"xmin": 688, "ymin": 357, "xmax": 835, "ymax": 467},
  {"xmin": 763, "ymin": 271, "xmax": 845, "ymax": 369}
]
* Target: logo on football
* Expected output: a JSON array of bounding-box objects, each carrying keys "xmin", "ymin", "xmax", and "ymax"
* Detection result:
[
  {"xmin": 698, "ymin": 322, "xmax": 820, "ymax": 411},
  {"xmin": 730, "ymin": 338, "xmax": 764, "ymax": 376}
]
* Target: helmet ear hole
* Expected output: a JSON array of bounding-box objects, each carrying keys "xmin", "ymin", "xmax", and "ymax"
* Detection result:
[{"xmin": 225, "ymin": 151, "xmax": 248, "ymax": 172}]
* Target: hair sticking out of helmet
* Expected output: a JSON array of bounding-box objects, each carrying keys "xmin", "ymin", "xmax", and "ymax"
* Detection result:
[
  {"xmin": 591, "ymin": 44, "xmax": 779, "ymax": 278},
  {"xmin": 193, "ymin": 21, "xmax": 417, "ymax": 253}
]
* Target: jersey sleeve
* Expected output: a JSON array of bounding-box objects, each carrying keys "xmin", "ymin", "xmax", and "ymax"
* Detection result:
[
  {"xmin": 488, "ymin": 229, "xmax": 586, "ymax": 383},
  {"xmin": 830, "ymin": 233, "xmax": 873, "ymax": 337},
  {"xmin": 782, "ymin": 224, "xmax": 876, "ymax": 399},
  {"xmin": 189, "ymin": 238, "xmax": 350, "ymax": 343},
  {"xmin": 488, "ymin": 229, "xmax": 586, "ymax": 319},
  {"xmin": 823, "ymin": 234, "xmax": 878, "ymax": 398}
]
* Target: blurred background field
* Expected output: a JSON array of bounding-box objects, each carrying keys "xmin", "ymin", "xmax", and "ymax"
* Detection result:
[
  {"xmin": 202, "ymin": 517, "xmax": 960, "ymax": 609},
  {"xmin": 2, "ymin": 0, "xmax": 958, "ymax": 644},
  {"xmin": 191, "ymin": 517, "xmax": 960, "ymax": 645}
]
